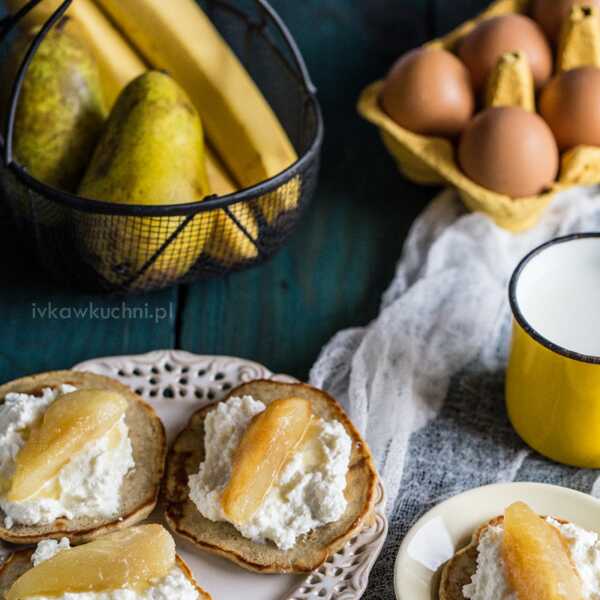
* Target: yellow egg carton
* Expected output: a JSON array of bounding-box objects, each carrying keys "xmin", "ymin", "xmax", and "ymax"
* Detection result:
[{"xmin": 358, "ymin": 0, "xmax": 600, "ymax": 231}]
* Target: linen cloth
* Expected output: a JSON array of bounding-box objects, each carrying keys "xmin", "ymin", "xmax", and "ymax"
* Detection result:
[{"xmin": 309, "ymin": 186, "xmax": 600, "ymax": 600}]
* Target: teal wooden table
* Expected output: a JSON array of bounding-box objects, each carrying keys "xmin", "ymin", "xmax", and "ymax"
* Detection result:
[{"xmin": 0, "ymin": 0, "xmax": 488, "ymax": 384}]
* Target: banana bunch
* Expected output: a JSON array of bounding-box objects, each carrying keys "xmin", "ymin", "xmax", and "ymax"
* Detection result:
[
  {"xmin": 94, "ymin": 0, "xmax": 300, "ymax": 233},
  {"xmin": 5, "ymin": 0, "xmax": 299, "ymax": 286}
]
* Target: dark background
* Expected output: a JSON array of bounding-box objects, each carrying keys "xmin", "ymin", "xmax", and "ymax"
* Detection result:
[{"xmin": 0, "ymin": 0, "xmax": 489, "ymax": 383}]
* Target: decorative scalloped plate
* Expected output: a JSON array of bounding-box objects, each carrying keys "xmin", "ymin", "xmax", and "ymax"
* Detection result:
[{"xmin": 68, "ymin": 350, "xmax": 387, "ymax": 600}]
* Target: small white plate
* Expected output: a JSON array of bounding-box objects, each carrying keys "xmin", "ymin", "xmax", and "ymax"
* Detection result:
[
  {"xmin": 73, "ymin": 350, "xmax": 388, "ymax": 600},
  {"xmin": 394, "ymin": 482, "xmax": 600, "ymax": 600}
]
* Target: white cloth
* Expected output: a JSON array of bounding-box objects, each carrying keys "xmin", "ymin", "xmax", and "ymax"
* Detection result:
[{"xmin": 310, "ymin": 186, "xmax": 600, "ymax": 513}]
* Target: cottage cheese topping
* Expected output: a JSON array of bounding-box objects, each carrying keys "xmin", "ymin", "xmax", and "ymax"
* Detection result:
[
  {"xmin": 463, "ymin": 518, "xmax": 600, "ymax": 600},
  {"xmin": 26, "ymin": 539, "xmax": 200, "ymax": 600},
  {"xmin": 462, "ymin": 525, "xmax": 515, "ymax": 600},
  {"xmin": 31, "ymin": 537, "xmax": 71, "ymax": 566},
  {"xmin": 0, "ymin": 386, "xmax": 135, "ymax": 528},
  {"xmin": 188, "ymin": 395, "xmax": 352, "ymax": 550}
]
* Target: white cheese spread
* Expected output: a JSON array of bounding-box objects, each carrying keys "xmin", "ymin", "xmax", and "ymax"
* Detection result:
[
  {"xmin": 31, "ymin": 537, "xmax": 71, "ymax": 566},
  {"xmin": 0, "ymin": 386, "xmax": 135, "ymax": 528},
  {"xmin": 188, "ymin": 395, "xmax": 352, "ymax": 550},
  {"xmin": 463, "ymin": 518, "xmax": 600, "ymax": 600},
  {"xmin": 26, "ymin": 539, "xmax": 200, "ymax": 600}
]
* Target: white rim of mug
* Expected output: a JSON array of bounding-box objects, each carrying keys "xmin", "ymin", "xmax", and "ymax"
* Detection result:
[{"xmin": 508, "ymin": 232, "xmax": 600, "ymax": 365}]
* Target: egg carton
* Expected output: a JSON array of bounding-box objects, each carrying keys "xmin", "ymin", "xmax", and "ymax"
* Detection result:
[{"xmin": 358, "ymin": 0, "xmax": 600, "ymax": 232}]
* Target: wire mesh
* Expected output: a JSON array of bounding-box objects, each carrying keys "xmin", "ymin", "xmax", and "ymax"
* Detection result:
[{"xmin": 0, "ymin": 0, "xmax": 323, "ymax": 293}]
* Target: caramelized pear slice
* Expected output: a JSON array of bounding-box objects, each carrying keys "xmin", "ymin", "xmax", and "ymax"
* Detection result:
[
  {"xmin": 502, "ymin": 502, "xmax": 583, "ymax": 600},
  {"xmin": 6, "ymin": 525, "xmax": 175, "ymax": 599},
  {"xmin": 7, "ymin": 389, "xmax": 127, "ymax": 502},
  {"xmin": 221, "ymin": 397, "xmax": 312, "ymax": 525}
]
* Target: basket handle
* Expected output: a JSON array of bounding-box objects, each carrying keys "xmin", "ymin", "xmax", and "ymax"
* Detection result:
[
  {"xmin": 2, "ymin": 0, "xmax": 73, "ymax": 168},
  {"xmin": 255, "ymin": 0, "xmax": 317, "ymax": 96}
]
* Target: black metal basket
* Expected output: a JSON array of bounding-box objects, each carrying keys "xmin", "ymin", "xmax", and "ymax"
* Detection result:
[{"xmin": 0, "ymin": 0, "xmax": 323, "ymax": 294}]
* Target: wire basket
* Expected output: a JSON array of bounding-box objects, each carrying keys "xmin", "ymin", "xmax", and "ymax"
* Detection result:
[{"xmin": 0, "ymin": 0, "xmax": 323, "ymax": 294}]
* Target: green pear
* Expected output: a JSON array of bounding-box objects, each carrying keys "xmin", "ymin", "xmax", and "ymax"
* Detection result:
[
  {"xmin": 78, "ymin": 71, "xmax": 212, "ymax": 289},
  {"xmin": 7, "ymin": 19, "xmax": 106, "ymax": 191}
]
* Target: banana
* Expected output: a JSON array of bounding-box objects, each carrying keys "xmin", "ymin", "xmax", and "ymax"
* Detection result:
[
  {"xmin": 205, "ymin": 147, "xmax": 237, "ymax": 197},
  {"xmin": 205, "ymin": 148, "xmax": 260, "ymax": 263},
  {"xmin": 6, "ymin": 0, "xmax": 146, "ymax": 107},
  {"xmin": 93, "ymin": 0, "xmax": 298, "ymax": 189},
  {"xmin": 258, "ymin": 175, "xmax": 302, "ymax": 226}
]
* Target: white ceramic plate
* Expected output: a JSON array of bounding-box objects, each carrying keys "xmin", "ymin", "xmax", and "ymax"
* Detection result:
[
  {"xmin": 69, "ymin": 350, "xmax": 388, "ymax": 600},
  {"xmin": 394, "ymin": 482, "xmax": 600, "ymax": 600}
]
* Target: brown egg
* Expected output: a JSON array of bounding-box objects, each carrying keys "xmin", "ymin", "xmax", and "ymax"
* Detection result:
[
  {"xmin": 458, "ymin": 107, "xmax": 559, "ymax": 197},
  {"xmin": 531, "ymin": 0, "xmax": 600, "ymax": 42},
  {"xmin": 540, "ymin": 67, "xmax": 600, "ymax": 150},
  {"xmin": 380, "ymin": 47, "xmax": 474, "ymax": 137},
  {"xmin": 458, "ymin": 14, "xmax": 553, "ymax": 90}
]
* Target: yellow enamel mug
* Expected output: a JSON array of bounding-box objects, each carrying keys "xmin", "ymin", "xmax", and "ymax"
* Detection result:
[{"xmin": 507, "ymin": 234, "xmax": 600, "ymax": 468}]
